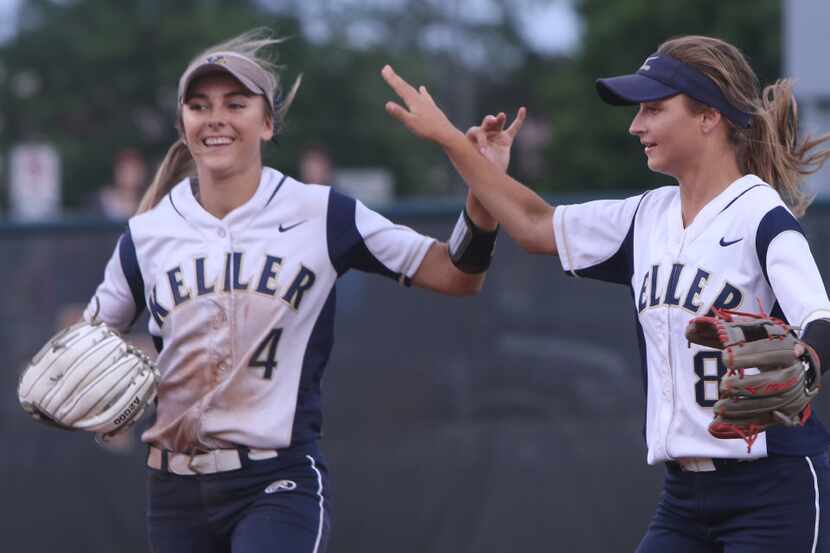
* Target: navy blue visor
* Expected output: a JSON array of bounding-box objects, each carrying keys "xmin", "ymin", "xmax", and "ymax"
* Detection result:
[{"xmin": 595, "ymin": 53, "xmax": 752, "ymax": 129}]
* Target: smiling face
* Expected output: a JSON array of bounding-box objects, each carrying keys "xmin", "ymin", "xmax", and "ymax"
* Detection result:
[
  {"xmin": 180, "ymin": 72, "xmax": 274, "ymax": 181},
  {"xmin": 628, "ymin": 94, "xmax": 708, "ymax": 179}
]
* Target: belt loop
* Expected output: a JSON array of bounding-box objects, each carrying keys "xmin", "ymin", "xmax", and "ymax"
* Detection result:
[
  {"xmin": 161, "ymin": 449, "xmax": 169, "ymax": 473},
  {"xmin": 237, "ymin": 446, "xmax": 251, "ymax": 467}
]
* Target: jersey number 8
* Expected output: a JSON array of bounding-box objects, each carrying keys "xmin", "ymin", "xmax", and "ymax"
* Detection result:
[{"xmin": 693, "ymin": 351, "xmax": 727, "ymax": 407}]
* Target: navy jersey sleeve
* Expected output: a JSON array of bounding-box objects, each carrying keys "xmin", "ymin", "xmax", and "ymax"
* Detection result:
[
  {"xmin": 326, "ymin": 189, "xmax": 435, "ymax": 280},
  {"xmin": 553, "ymin": 193, "xmax": 645, "ymax": 285},
  {"xmin": 757, "ymin": 206, "xmax": 830, "ymax": 331},
  {"xmin": 83, "ymin": 226, "xmax": 146, "ymax": 331}
]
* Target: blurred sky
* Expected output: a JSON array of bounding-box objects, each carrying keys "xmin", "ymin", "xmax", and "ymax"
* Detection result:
[
  {"xmin": 0, "ymin": 0, "xmax": 581, "ymax": 54},
  {"xmin": 0, "ymin": 0, "xmax": 17, "ymax": 43}
]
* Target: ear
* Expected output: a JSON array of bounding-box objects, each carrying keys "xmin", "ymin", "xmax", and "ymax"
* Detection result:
[
  {"xmin": 700, "ymin": 107, "xmax": 723, "ymax": 135},
  {"xmin": 260, "ymin": 113, "xmax": 274, "ymax": 142}
]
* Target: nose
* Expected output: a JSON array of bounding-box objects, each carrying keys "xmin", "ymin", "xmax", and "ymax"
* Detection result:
[
  {"xmin": 629, "ymin": 107, "xmax": 645, "ymax": 136},
  {"xmin": 207, "ymin": 119, "xmax": 226, "ymax": 130}
]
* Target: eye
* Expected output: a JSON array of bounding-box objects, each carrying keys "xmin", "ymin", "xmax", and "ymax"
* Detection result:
[
  {"xmin": 186, "ymin": 102, "xmax": 208, "ymax": 112},
  {"xmin": 228, "ymin": 100, "xmax": 247, "ymax": 110}
]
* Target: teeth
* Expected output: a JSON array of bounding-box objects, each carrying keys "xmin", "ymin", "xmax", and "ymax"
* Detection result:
[{"xmin": 204, "ymin": 137, "xmax": 233, "ymax": 146}]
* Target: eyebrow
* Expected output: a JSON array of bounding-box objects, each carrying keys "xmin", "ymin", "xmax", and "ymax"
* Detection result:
[{"xmin": 186, "ymin": 90, "xmax": 254, "ymax": 101}]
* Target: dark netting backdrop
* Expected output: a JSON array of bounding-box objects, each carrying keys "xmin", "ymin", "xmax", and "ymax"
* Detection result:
[{"xmin": 2, "ymin": 200, "xmax": 830, "ymax": 553}]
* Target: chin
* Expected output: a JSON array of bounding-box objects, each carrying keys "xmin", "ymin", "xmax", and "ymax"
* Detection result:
[
  {"xmin": 645, "ymin": 157, "xmax": 661, "ymax": 172},
  {"xmin": 645, "ymin": 157, "xmax": 674, "ymax": 177},
  {"xmin": 198, "ymin": 154, "xmax": 237, "ymax": 175}
]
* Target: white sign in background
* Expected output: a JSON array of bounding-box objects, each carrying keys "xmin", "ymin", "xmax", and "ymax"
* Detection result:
[{"xmin": 9, "ymin": 143, "xmax": 61, "ymax": 220}]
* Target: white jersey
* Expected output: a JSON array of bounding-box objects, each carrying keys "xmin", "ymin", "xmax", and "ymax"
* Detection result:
[
  {"xmin": 85, "ymin": 167, "xmax": 434, "ymax": 453},
  {"xmin": 554, "ymin": 174, "xmax": 830, "ymax": 464}
]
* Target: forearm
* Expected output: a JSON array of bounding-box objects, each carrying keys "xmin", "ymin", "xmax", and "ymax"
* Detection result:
[
  {"xmin": 442, "ymin": 131, "xmax": 556, "ymax": 254},
  {"xmin": 411, "ymin": 242, "xmax": 486, "ymax": 296},
  {"xmin": 465, "ymin": 190, "xmax": 497, "ymax": 231},
  {"xmin": 411, "ymin": 197, "xmax": 498, "ymax": 295}
]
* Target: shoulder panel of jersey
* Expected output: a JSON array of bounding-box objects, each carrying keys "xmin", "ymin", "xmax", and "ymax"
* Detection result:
[
  {"xmin": 326, "ymin": 187, "xmax": 434, "ymax": 281},
  {"xmin": 554, "ymin": 185, "xmax": 676, "ymax": 286},
  {"xmin": 741, "ymin": 180, "xmax": 830, "ymax": 326}
]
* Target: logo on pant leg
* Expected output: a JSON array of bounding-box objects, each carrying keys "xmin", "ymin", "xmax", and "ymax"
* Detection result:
[{"xmin": 265, "ymin": 479, "xmax": 297, "ymax": 494}]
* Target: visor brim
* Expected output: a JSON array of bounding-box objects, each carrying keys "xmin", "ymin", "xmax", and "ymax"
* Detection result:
[
  {"xmin": 180, "ymin": 63, "xmax": 263, "ymax": 101},
  {"xmin": 595, "ymin": 74, "xmax": 680, "ymax": 106}
]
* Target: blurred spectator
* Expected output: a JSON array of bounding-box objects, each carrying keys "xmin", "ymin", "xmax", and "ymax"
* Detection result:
[
  {"xmin": 299, "ymin": 143, "xmax": 335, "ymax": 185},
  {"xmin": 88, "ymin": 148, "xmax": 148, "ymax": 219}
]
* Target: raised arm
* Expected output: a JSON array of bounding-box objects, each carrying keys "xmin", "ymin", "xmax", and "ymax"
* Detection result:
[
  {"xmin": 410, "ymin": 190, "xmax": 497, "ymax": 296},
  {"xmin": 381, "ymin": 65, "xmax": 557, "ymax": 255}
]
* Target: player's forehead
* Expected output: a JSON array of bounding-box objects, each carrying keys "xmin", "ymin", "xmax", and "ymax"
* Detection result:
[{"xmin": 640, "ymin": 95, "xmax": 682, "ymax": 109}]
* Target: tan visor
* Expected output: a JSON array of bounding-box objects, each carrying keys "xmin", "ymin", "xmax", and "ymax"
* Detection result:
[{"xmin": 177, "ymin": 51, "xmax": 275, "ymax": 112}]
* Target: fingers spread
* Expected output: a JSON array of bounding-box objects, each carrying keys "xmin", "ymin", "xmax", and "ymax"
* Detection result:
[
  {"xmin": 419, "ymin": 85, "xmax": 433, "ymax": 101},
  {"xmin": 385, "ymin": 101, "xmax": 411, "ymax": 123},
  {"xmin": 506, "ymin": 107, "xmax": 528, "ymax": 138},
  {"xmin": 381, "ymin": 65, "xmax": 419, "ymax": 106}
]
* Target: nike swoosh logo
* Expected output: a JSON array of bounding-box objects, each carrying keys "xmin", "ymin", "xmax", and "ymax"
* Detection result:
[
  {"xmin": 278, "ymin": 220, "xmax": 307, "ymax": 232},
  {"xmin": 719, "ymin": 237, "xmax": 743, "ymax": 247},
  {"xmin": 265, "ymin": 479, "xmax": 297, "ymax": 494}
]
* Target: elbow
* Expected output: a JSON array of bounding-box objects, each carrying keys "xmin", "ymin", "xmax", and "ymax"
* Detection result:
[
  {"xmin": 517, "ymin": 235, "xmax": 550, "ymax": 255},
  {"xmin": 462, "ymin": 278, "xmax": 485, "ymax": 296},
  {"xmin": 449, "ymin": 273, "xmax": 485, "ymax": 297}
]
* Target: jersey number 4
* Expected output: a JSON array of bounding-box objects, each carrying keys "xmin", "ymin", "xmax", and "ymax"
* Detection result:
[
  {"xmin": 693, "ymin": 351, "xmax": 727, "ymax": 407},
  {"xmin": 249, "ymin": 328, "xmax": 283, "ymax": 379}
]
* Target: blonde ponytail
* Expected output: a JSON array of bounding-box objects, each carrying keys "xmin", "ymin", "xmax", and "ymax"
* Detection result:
[
  {"xmin": 738, "ymin": 81, "xmax": 830, "ymax": 216},
  {"xmin": 137, "ymin": 139, "xmax": 194, "ymax": 214}
]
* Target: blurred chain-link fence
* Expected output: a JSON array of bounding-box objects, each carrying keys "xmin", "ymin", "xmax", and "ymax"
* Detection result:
[{"xmin": 2, "ymin": 199, "xmax": 829, "ymax": 553}]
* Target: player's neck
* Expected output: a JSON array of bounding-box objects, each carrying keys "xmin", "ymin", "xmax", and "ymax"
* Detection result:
[
  {"xmin": 677, "ymin": 151, "xmax": 742, "ymax": 228},
  {"xmin": 194, "ymin": 164, "xmax": 263, "ymax": 219}
]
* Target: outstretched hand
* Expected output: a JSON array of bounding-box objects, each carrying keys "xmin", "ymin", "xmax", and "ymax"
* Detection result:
[
  {"xmin": 382, "ymin": 65, "xmax": 464, "ymax": 146},
  {"xmin": 466, "ymin": 108, "xmax": 527, "ymax": 172}
]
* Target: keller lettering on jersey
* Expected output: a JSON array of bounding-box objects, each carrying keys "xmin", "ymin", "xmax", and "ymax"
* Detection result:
[
  {"xmin": 149, "ymin": 251, "xmax": 317, "ymax": 326},
  {"xmin": 636, "ymin": 263, "xmax": 742, "ymax": 315}
]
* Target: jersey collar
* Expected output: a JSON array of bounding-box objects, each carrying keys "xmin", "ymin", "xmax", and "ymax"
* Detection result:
[
  {"xmin": 671, "ymin": 174, "xmax": 767, "ymax": 247},
  {"xmin": 169, "ymin": 167, "xmax": 286, "ymax": 231}
]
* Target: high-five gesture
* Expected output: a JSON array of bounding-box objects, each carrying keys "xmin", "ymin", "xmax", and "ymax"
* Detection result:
[
  {"xmin": 381, "ymin": 64, "xmax": 555, "ymax": 255},
  {"xmin": 382, "ymin": 65, "xmax": 465, "ymax": 146},
  {"xmin": 466, "ymin": 109, "xmax": 527, "ymax": 173}
]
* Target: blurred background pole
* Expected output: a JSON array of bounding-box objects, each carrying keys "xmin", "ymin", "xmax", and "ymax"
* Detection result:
[{"xmin": 784, "ymin": 0, "xmax": 830, "ymax": 199}]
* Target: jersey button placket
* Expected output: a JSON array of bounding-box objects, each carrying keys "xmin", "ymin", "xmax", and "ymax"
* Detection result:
[
  {"xmin": 664, "ymin": 235, "xmax": 686, "ymax": 459},
  {"xmin": 225, "ymin": 230, "xmax": 236, "ymax": 380}
]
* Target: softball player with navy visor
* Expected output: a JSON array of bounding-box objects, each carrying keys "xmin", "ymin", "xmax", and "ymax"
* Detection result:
[
  {"xmin": 383, "ymin": 35, "xmax": 830, "ymax": 552},
  {"xmin": 82, "ymin": 30, "xmax": 499, "ymax": 553}
]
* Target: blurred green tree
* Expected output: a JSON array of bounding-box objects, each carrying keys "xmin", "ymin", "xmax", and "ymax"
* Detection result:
[
  {"xmin": 535, "ymin": 0, "xmax": 781, "ymax": 192},
  {"xmin": 0, "ymin": 0, "xmax": 783, "ymax": 208},
  {"xmin": 1, "ymin": 0, "xmax": 280, "ymax": 208},
  {"xmin": 0, "ymin": 0, "xmax": 553, "ymax": 208}
]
